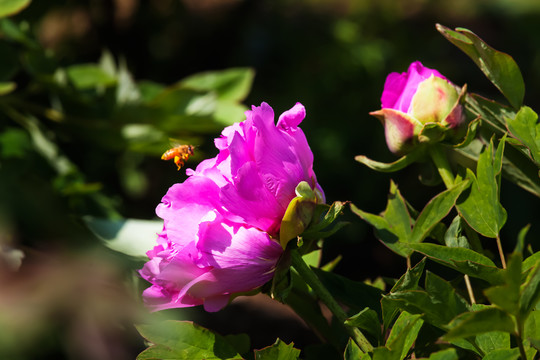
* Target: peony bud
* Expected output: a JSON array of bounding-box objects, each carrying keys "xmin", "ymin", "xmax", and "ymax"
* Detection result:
[{"xmin": 371, "ymin": 61, "xmax": 465, "ymax": 154}]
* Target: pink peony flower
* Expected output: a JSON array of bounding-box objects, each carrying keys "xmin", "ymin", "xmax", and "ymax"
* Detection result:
[
  {"xmin": 188, "ymin": 102, "xmax": 324, "ymax": 236},
  {"xmin": 140, "ymin": 102, "xmax": 324, "ymax": 312},
  {"xmin": 371, "ymin": 61, "xmax": 465, "ymax": 154}
]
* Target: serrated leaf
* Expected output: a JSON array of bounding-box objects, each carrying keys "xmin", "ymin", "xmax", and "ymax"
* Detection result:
[
  {"xmin": 0, "ymin": 0, "xmax": 31, "ymax": 18},
  {"xmin": 409, "ymin": 179, "xmax": 470, "ymax": 244},
  {"xmin": 408, "ymin": 243, "xmax": 503, "ymax": 285},
  {"xmin": 136, "ymin": 320, "xmax": 241, "ymax": 360},
  {"xmin": 506, "ymin": 106, "xmax": 540, "ymax": 165},
  {"xmin": 444, "ymin": 308, "xmax": 516, "ymax": 340},
  {"xmin": 437, "ymin": 24, "xmax": 524, "ymax": 109},
  {"xmin": 254, "ymin": 339, "xmax": 300, "ymax": 360},
  {"xmin": 84, "ymin": 217, "xmax": 161, "ymax": 260},
  {"xmin": 382, "ymin": 259, "xmax": 426, "ymax": 330},
  {"xmin": 456, "ymin": 137, "xmax": 507, "ymax": 238}
]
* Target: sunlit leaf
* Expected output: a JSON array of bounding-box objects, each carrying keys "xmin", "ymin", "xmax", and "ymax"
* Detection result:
[
  {"xmin": 506, "ymin": 106, "xmax": 540, "ymax": 166},
  {"xmin": 437, "ymin": 24, "xmax": 524, "ymax": 109},
  {"xmin": 355, "ymin": 149, "xmax": 423, "ymax": 173},
  {"xmin": 456, "ymin": 137, "xmax": 507, "ymax": 238},
  {"xmin": 408, "ymin": 243, "xmax": 504, "ymax": 285},
  {"xmin": 136, "ymin": 320, "xmax": 242, "ymax": 360},
  {"xmin": 66, "ymin": 64, "xmax": 117, "ymax": 90},
  {"xmin": 384, "ymin": 311, "xmax": 423, "ymax": 360},
  {"xmin": 0, "ymin": 81, "xmax": 15, "ymax": 95},
  {"xmin": 427, "ymin": 348, "xmax": 458, "ymax": 360},
  {"xmin": 409, "ymin": 179, "xmax": 470, "ymax": 244},
  {"xmin": 180, "ymin": 67, "xmax": 255, "ymax": 102},
  {"xmin": 254, "ymin": 339, "xmax": 301, "ymax": 360},
  {"xmin": 84, "ymin": 217, "xmax": 161, "ymax": 260},
  {"xmin": 481, "ymin": 348, "xmax": 520, "ymax": 360},
  {"xmin": 351, "ymin": 181, "xmax": 414, "ymax": 257},
  {"xmin": 344, "ymin": 339, "xmax": 371, "ymax": 360},
  {"xmin": 0, "ymin": 0, "xmax": 31, "ymax": 18}
]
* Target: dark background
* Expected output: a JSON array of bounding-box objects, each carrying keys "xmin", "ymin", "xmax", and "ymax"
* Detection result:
[{"xmin": 1, "ymin": 0, "xmax": 540, "ymax": 359}]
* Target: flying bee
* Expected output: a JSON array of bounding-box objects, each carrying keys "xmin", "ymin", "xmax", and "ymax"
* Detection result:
[{"xmin": 161, "ymin": 144, "xmax": 195, "ymax": 170}]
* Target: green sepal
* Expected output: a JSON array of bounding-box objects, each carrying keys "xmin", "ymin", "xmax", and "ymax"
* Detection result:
[
  {"xmin": 355, "ymin": 147, "xmax": 424, "ymax": 173},
  {"xmin": 279, "ymin": 181, "xmax": 319, "ymax": 248}
]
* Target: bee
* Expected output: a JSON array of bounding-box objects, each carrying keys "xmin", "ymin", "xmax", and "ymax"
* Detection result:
[{"xmin": 161, "ymin": 144, "xmax": 195, "ymax": 170}]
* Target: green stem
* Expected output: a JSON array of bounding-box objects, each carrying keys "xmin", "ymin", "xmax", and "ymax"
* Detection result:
[
  {"xmin": 429, "ymin": 145, "xmax": 455, "ymax": 188},
  {"xmin": 290, "ymin": 248, "xmax": 373, "ymax": 353}
]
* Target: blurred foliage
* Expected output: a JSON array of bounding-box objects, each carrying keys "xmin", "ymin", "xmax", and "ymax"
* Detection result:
[{"xmin": 1, "ymin": 0, "xmax": 540, "ymax": 359}]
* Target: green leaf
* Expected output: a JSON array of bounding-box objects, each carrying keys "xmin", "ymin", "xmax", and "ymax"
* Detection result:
[
  {"xmin": 0, "ymin": 0, "xmax": 31, "ymax": 18},
  {"xmin": 66, "ymin": 64, "xmax": 117, "ymax": 90},
  {"xmin": 476, "ymin": 331, "xmax": 511, "ymax": 355},
  {"xmin": 355, "ymin": 149, "xmax": 423, "ymax": 173},
  {"xmin": 408, "ymin": 243, "xmax": 503, "ymax": 285},
  {"xmin": 485, "ymin": 252, "xmax": 522, "ymax": 314},
  {"xmin": 506, "ymin": 106, "xmax": 540, "ymax": 165},
  {"xmin": 312, "ymin": 267, "xmax": 383, "ymax": 316},
  {"xmin": 456, "ymin": 137, "xmax": 507, "ymax": 238},
  {"xmin": 0, "ymin": 81, "xmax": 15, "ymax": 95},
  {"xmin": 481, "ymin": 348, "xmax": 520, "ymax": 360},
  {"xmin": 136, "ymin": 320, "xmax": 242, "ymax": 360},
  {"xmin": 0, "ymin": 127, "xmax": 30, "ymax": 158},
  {"xmin": 384, "ymin": 270, "xmax": 469, "ymax": 329},
  {"xmin": 524, "ymin": 310, "xmax": 540, "ymax": 347},
  {"xmin": 346, "ymin": 308, "xmax": 382, "ymax": 345},
  {"xmin": 436, "ymin": 24, "xmax": 524, "ymax": 109},
  {"xmin": 424, "ymin": 271, "xmax": 470, "ymax": 315},
  {"xmin": 383, "ymin": 290, "xmax": 453, "ymax": 328},
  {"xmin": 350, "ymin": 181, "xmax": 414, "ymax": 258},
  {"xmin": 444, "ymin": 308, "xmax": 516, "ymax": 340},
  {"xmin": 409, "ymin": 179, "xmax": 470, "ymax": 244},
  {"xmin": 520, "ymin": 261, "xmax": 540, "ymax": 318},
  {"xmin": 344, "ymin": 339, "xmax": 371, "ymax": 360},
  {"xmin": 382, "ymin": 259, "xmax": 426, "ymax": 330},
  {"xmin": 523, "ymin": 253, "xmax": 540, "ymax": 274},
  {"xmin": 427, "ymin": 348, "xmax": 459, "ymax": 360},
  {"xmin": 254, "ymin": 339, "xmax": 301, "ymax": 360},
  {"xmin": 84, "ymin": 217, "xmax": 161, "ymax": 260},
  {"xmin": 444, "ymin": 215, "xmax": 471, "ymax": 249},
  {"xmin": 180, "ymin": 68, "xmax": 255, "ymax": 102},
  {"xmin": 302, "ymin": 201, "xmax": 347, "ymax": 239},
  {"xmin": 384, "ymin": 311, "xmax": 424, "ymax": 360}
]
